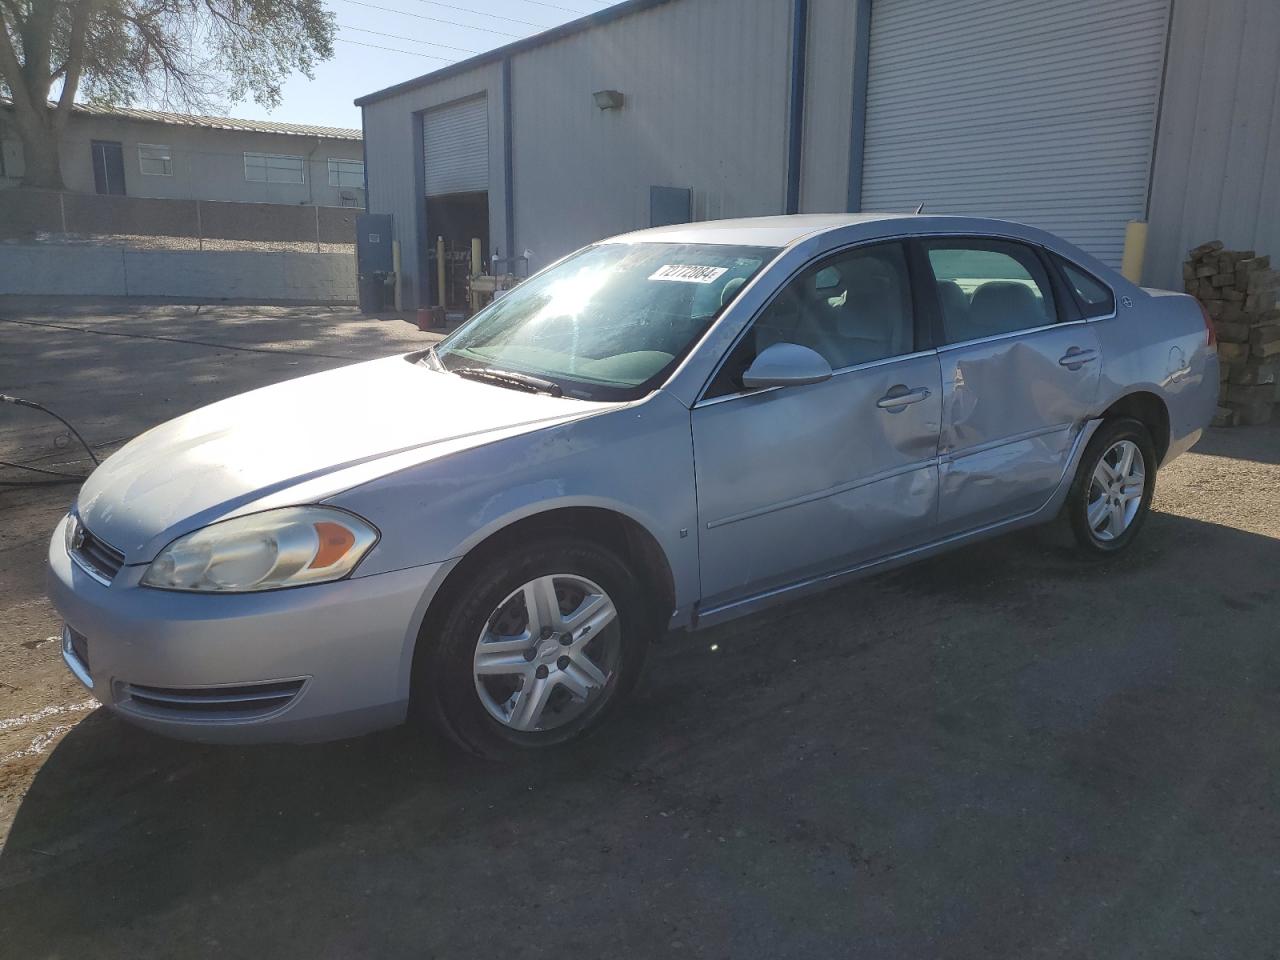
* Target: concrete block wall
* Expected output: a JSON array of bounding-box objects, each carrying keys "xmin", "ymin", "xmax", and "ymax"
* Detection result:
[{"xmin": 0, "ymin": 245, "xmax": 355, "ymax": 302}]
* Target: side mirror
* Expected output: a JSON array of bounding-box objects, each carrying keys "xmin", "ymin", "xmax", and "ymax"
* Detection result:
[{"xmin": 741, "ymin": 342, "xmax": 833, "ymax": 390}]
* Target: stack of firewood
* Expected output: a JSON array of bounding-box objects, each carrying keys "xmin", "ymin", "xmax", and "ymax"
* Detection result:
[{"xmin": 1183, "ymin": 241, "xmax": 1280, "ymax": 426}]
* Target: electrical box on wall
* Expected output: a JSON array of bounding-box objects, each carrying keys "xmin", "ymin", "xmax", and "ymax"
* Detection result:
[{"xmin": 356, "ymin": 213, "xmax": 394, "ymax": 274}]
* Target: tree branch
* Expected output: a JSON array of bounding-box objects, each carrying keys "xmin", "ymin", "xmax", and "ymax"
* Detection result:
[
  {"xmin": 52, "ymin": 0, "xmax": 91, "ymax": 130},
  {"xmin": 0, "ymin": 9, "xmax": 36, "ymax": 116}
]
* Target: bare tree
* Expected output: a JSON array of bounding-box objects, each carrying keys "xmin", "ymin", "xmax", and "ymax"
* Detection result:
[{"xmin": 0, "ymin": 0, "xmax": 335, "ymax": 189}]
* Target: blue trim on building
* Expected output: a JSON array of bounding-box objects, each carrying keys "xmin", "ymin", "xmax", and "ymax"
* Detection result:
[
  {"xmin": 785, "ymin": 0, "xmax": 809, "ymax": 215},
  {"xmin": 846, "ymin": 0, "xmax": 873, "ymax": 212},
  {"xmin": 502, "ymin": 57, "xmax": 516, "ymax": 264},
  {"xmin": 411, "ymin": 109, "xmax": 429, "ymax": 309},
  {"xmin": 359, "ymin": 108, "xmax": 369, "ymax": 213}
]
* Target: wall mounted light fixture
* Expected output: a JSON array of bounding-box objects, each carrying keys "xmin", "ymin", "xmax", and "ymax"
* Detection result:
[{"xmin": 593, "ymin": 90, "xmax": 625, "ymax": 110}]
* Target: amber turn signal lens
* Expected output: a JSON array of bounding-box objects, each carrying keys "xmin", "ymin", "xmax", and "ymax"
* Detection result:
[{"xmin": 310, "ymin": 521, "xmax": 357, "ymax": 569}]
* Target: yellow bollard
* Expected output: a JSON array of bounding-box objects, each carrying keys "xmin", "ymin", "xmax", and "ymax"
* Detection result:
[
  {"xmin": 436, "ymin": 235, "xmax": 446, "ymax": 309},
  {"xmin": 470, "ymin": 237, "xmax": 483, "ymax": 315},
  {"xmin": 392, "ymin": 239, "xmax": 402, "ymax": 312},
  {"xmin": 1120, "ymin": 221, "xmax": 1148, "ymax": 284}
]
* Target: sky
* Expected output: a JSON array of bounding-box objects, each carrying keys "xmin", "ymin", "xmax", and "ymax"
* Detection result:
[{"xmin": 229, "ymin": 0, "xmax": 625, "ymax": 131}]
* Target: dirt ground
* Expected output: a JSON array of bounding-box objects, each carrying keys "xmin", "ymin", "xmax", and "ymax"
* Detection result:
[{"xmin": 1, "ymin": 298, "xmax": 1278, "ymax": 958}]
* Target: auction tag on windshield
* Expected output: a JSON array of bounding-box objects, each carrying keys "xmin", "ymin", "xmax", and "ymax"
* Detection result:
[{"xmin": 648, "ymin": 264, "xmax": 729, "ymax": 284}]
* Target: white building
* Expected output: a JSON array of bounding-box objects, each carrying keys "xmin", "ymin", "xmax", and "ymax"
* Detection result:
[
  {"xmin": 356, "ymin": 0, "xmax": 1280, "ymax": 310},
  {"xmin": 1, "ymin": 102, "xmax": 365, "ymax": 208}
]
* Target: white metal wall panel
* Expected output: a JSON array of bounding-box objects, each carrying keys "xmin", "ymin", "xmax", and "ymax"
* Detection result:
[
  {"xmin": 800, "ymin": 0, "xmax": 860, "ymax": 213},
  {"xmin": 510, "ymin": 0, "xmax": 792, "ymax": 269},
  {"xmin": 423, "ymin": 96, "xmax": 488, "ymax": 196},
  {"xmin": 861, "ymin": 0, "xmax": 1170, "ymax": 266},
  {"xmin": 1146, "ymin": 0, "xmax": 1280, "ymax": 288},
  {"xmin": 361, "ymin": 61, "xmax": 504, "ymax": 308}
]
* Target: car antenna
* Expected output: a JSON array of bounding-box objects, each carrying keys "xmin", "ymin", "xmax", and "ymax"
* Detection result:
[{"xmin": 914, "ymin": 202, "xmax": 925, "ymax": 214}]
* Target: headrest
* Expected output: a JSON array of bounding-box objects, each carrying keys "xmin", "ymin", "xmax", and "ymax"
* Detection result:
[{"xmin": 969, "ymin": 281, "xmax": 1040, "ymax": 332}]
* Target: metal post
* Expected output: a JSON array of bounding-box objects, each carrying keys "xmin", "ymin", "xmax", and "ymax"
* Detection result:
[
  {"xmin": 392, "ymin": 239, "xmax": 402, "ymax": 312},
  {"xmin": 195, "ymin": 199, "xmax": 203, "ymax": 251},
  {"xmin": 785, "ymin": 0, "xmax": 809, "ymax": 215},
  {"xmin": 846, "ymin": 0, "xmax": 873, "ymax": 212},
  {"xmin": 314, "ymin": 205, "xmax": 321, "ymax": 253},
  {"xmin": 436, "ymin": 235, "xmax": 446, "ymax": 309}
]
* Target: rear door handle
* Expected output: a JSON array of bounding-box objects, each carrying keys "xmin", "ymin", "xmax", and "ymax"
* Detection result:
[
  {"xmin": 1059, "ymin": 348, "xmax": 1098, "ymax": 369},
  {"xmin": 877, "ymin": 386, "xmax": 932, "ymax": 410}
]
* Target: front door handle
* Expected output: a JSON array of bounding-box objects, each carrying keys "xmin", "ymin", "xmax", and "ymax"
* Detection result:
[
  {"xmin": 1059, "ymin": 348, "xmax": 1098, "ymax": 369},
  {"xmin": 877, "ymin": 386, "xmax": 932, "ymax": 410}
]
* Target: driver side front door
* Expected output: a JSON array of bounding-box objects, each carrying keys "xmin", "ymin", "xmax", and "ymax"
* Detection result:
[{"xmin": 690, "ymin": 241, "xmax": 943, "ymax": 615}]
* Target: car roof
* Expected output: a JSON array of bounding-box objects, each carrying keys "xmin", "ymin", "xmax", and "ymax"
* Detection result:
[
  {"xmin": 598, "ymin": 213, "xmax": 1122, "ymax": 283},
  {"xmin": 605, "ymin": 213, "xmax": 911, "ymax": 248}
]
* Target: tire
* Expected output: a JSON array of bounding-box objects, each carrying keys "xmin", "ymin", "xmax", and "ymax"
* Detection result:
[
  {"xmin": 412, "ymin": 536, "xmax": 650, "ymax": 759},
  {"xmin": 1065, "ymin": 417, "xmax": 1157, "ymax": 556}
]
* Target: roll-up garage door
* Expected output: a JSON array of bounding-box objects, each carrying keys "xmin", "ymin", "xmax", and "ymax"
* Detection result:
[
  {"xmin": 860, "ymin": 0, "xmax": 1170, "ymax": 266},
  {"xmin": 423, "ymin": 96, "xmax": 488, "ymax": 196}
]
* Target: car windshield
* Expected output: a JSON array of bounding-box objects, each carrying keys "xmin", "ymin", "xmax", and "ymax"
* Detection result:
[{"xmin": 432, "ymin": 241, "xmax": 778, "ymax": 400}]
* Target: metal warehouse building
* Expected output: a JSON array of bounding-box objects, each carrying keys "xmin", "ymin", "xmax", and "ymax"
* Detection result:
[{"xmin": 356, "ymin": 0, "xmax": 1280, "ymax": 311}]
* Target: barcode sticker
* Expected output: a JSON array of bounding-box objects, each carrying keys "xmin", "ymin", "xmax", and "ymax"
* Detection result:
[{"xmin": 648, "ymin": 264, "xmax": 729, "ymax": 284}]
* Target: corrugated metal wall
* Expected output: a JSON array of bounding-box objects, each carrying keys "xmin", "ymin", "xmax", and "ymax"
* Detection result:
[
  {"xmin": 1145, "ymin": 0, "xmax": 1280, "ymax": 288},
  {"xmin": 861, "ymin": 0, "xmax": 1169, "ymax": 267},
  {"xmin": 508, "ymin": 0, "xmax": 793, "ymax": 270},
  {"xmin": 799, "ymin": 0, "xmax": 859, "ymax": 213},
  {"xmin": 361, "ymin": 61, "xmax": 506, "ymax": 308}
]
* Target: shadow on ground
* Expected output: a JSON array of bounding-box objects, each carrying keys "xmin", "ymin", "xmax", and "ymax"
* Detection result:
[{"xmin": 2, "ymin": 511, "xmax": 1278, "ymax": 959}]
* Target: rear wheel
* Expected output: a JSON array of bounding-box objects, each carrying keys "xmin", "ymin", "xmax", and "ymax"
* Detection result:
[
  {"xmin": 414, "ymin": 537, "xmax": 649, "ymax": 758},
  {"xmin": 1066, "ymin": 418, "xmax": 1157, "ymax": 556}
]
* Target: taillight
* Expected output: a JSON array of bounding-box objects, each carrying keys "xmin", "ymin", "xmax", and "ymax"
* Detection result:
[{"xmin": 1198, "ymin": 301, "xmax": 1217, "ymax": 348}]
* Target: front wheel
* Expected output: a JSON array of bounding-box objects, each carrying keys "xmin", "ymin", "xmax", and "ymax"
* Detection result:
[
  {"xmin": 414, "ymin": 537, "xmax": 650, "ymax": 758},
  {"xmin": 1065, "ymin": 417, "xmax": 1157, "ymax": 556}
]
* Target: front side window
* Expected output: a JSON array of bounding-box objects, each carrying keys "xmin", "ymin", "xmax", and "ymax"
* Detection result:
[
  {"xmin": 1056, "ymin": 255, "xmax": 1115, "ymax": 319},
  {"xmin": 138, "ymin": 143, "xmax": 172, "ymax": 176},
  {"xmin": 328, "ymin": 158, "xmax": 364, "ymax": 188},
  {"xmin": 244, "ymin": 152, "xmax": 305, "ymax": 184},
  {"xmin": 432, "ymin": 242, "xmax": 777, "ymax": 401},
  {"xmin": 706, "ymin": 242, "xmax": 914, "ymax": 397},
  {"xmin": 924, "ymin": 239, "xmax": 1057, "ymax": 344}
]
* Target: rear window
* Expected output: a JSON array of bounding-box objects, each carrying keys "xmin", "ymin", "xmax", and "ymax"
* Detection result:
[{"xmin": 1056, "ymin": 256, "xmax": 1115, "ymax": 319}]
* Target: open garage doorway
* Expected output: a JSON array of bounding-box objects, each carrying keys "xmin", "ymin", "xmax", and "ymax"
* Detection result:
[
  {"xmin": 422, "ymin": 94, "xmax": 490, "ymax": 312},
  {"xmin": 425, "ymin": 191, "xmax": 489, "ymax": 310}
]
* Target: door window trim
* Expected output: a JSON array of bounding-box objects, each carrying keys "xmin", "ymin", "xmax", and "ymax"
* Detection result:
[
  {"xmin": 1046, "ymin": 252, "xmax": 1118, "ymax": 321},
  {"xmin": 694, "ymin": 238, "xmax": 930, "ymax": 407},
  {"xmin": 913, "ymin": 235, "xmax": 1118, "ymax": 350}
]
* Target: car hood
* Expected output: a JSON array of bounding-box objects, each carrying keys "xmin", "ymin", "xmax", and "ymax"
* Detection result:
[{"xmin": 75, "ymin": 354, "xmax": 613, "ymax": 563}]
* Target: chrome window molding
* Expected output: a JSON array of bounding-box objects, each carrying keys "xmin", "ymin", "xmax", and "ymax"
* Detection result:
[{"xmin": 936, "ymin": 317, "xmax": 1089, "ymax": 353}]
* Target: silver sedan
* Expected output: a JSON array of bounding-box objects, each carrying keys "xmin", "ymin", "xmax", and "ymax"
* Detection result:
[{"xmin": 48, "ymin": 214, "xmax": 1219, "ymax": 756}]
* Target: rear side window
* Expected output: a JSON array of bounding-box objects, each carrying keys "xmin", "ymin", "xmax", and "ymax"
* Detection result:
[
  {"xmin": 1056, "ymin": 256, "xmax": 1116, "ymax": 319},
  {"xmin": 922, "ymin": 239, "xmax": 1057, "ymax": 344}
]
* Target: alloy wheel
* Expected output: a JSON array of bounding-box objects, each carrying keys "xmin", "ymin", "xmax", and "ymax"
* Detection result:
[
  {"xmin": 472, "ymin": 574, "xmax": 620, "ymax": 732},
  {"xmin": 1086, "ymin": 439, "xmax": 1146, "ymax": 542}
]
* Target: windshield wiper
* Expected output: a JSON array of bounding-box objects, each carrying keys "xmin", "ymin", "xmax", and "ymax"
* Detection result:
[{"xmin": 453, "ymin": 366, "xmax": 563, "ymax": 397}]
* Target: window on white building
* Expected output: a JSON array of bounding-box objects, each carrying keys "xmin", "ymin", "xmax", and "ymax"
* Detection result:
[
  {"xmin": 244, "ymin": 152, "xmax": 305, "ymax": 184},
  {"xmin": 138, "ymin": 143, "xmax": 173, "ymax": 176},
  {"xmin": 328, "ymin": 158, "xmax": 365, "ymax": 188}
]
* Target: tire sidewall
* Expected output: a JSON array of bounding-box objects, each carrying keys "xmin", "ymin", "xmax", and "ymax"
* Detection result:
[
  {"xmin": 1068, "ymin": 418, "xmax": 1157, "ymax": 555},
  {"xmin": 415, "ymin": 537, "xmax": 649, "ymax": 758}
]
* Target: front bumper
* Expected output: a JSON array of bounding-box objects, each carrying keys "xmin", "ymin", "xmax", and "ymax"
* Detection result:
[{"xmin": 47, "ymin": 515, "xmax": 447, "ymax": 744}]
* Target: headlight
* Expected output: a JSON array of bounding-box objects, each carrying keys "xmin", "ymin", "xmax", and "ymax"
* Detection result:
[
  {"xmin": 141, "ymin": 506, "xmax": 378, "ymax": 593},
  {"xmin": 64, "ymin": 512, "xmax": 80, "ymax": 555}
]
